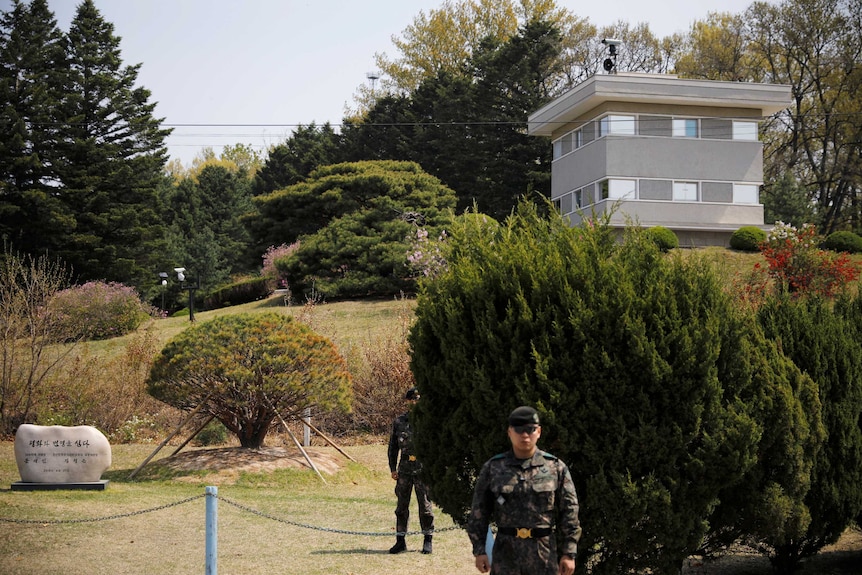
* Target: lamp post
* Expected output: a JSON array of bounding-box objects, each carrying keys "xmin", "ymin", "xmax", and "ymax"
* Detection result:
[
  {"xmin": 158, "ymin": 272, "xmax": 169, "ymax": 313},
  {"xmin": 175, "ymin": 267, "xmax": 199, "ymax": 322}
]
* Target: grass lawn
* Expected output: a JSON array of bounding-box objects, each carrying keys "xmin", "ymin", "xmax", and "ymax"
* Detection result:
[{"xmin": 0, "ymin": 442, "xmax": 473, "ymax": 575}]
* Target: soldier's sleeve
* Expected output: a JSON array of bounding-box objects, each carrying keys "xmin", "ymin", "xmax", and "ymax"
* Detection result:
[
  {"xmin": 556, "ymin": 461, "xmax": 582, "ymax": 556},
  {"xmin": 466, "ymin": 460, "xmax": 495, "ymax": 556},
  {"xmin": 387, "ymin": 419, "xmax": 399, "ymax": 472}
]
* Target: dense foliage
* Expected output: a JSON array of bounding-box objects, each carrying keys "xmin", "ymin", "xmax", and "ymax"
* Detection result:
[
  {"xmin": 757, "ymin": 223, "xmax": 859, "ymax": 298},
  {"xmin": 251, "ymin": 161, "xmax": 457, "ymax": 300},
  {"xmin": 754, "ymin": 295, "xmax": 862, "ymax": 571},
  {"xmin": 147, "ymin": 312, "xmax": 352, "ymax": 448},
  {"xmin": 822, "ymin": 231, "xmax": 862, "ymax": 254},
  {"xmin": 0, "ymin": 0, "xmax": 171, "ymax": 289},
  {"xmin": 408, "ymin": 202, "xmax": 824, "ymax": 574},
  {"xmin": 730, "ymin": 226, "xmax": 767, "ymax": 251},
  {"xmin": 644, "ymin": 225, "xmax": 678, "ymax": 251}
]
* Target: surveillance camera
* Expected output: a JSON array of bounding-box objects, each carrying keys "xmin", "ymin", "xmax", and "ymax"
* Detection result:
[
  {"xmin": 601, "ymin": 38, "xmax": 621, "ymax": 46},
  {"xmin": 174, "ymin": 267, "xmax": 185, "ymax": 274}
]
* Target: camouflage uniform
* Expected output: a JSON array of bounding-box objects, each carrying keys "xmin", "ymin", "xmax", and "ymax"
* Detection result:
[
  {"xmin": 388, "ymin": 412, "xmax": 434, "ymax": 536},
  {"xmin": 466, "ymin": 449, "xmax": 581, "ymax": 575}
]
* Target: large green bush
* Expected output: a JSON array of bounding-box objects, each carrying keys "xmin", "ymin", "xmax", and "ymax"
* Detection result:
[
  {"xmin": 49, "ymin": 281, "xmax": 153, "ymax": 340},
  {"xmin": 753, "ymin": 295, "xmax": 862, "ymax": 571},
  {"xmin": 730, "ymin": 226, "xmax": 767, "ymax": 251},
  {"xmin": 408, "ymin": 203, "xmax": 819, "ymax": 574},
  {"xmin": 822, "ymin": 230, "xmax": 862, "ymax": 254},
  {"xmin": 147, "ymin": 312, "xmax": 352, "ymax": 448},
  {"xmin": 260, "ymin": 161, "xmax": 457, "ymax": 299}
]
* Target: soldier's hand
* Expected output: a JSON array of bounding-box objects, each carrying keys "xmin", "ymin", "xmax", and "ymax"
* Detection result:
[
  {"xmin": 391, "ymin": 471, "xmax": 398, "ymax": 480},
  {"xmin": 474, "ymin": 554, "xmax": 490, "ymax": 573},
  {"xmin": 558, "ymin": 554, "xmax": 575, "ymax": 575}
]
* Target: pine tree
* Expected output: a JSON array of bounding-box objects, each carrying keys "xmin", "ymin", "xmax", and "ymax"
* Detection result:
[
  {"xmin": 54, "ymin": 0, "xmax": 171, "ymax": 286},
  {"xmin": 0, "ymin": 0, "xmax": 68, "ymax": 253},
  {"xmin": 408, "ymin": 202, "xmax": 820, "ymax": 573}
]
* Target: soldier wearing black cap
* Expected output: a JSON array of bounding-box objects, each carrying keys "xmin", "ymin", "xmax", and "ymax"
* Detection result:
[
  {"xmin": 466, "ymin": 406, "xmax": 581, "ymax": 575},
  {"xmin": 387, "ymin": 386, "xmax": 435, "ymax": 554}
]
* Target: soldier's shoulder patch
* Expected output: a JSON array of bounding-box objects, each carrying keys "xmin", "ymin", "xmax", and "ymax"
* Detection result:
[
  {"xmin": 490, "ymin": 452, "xmax": 508, "ymax": 461},
  {"xmin": 540, "ymin": 451, "xmax": 559, "ymax": 461}
]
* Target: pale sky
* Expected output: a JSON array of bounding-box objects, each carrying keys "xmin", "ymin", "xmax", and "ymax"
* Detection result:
[{"xmin": 13, "ymin": 0, "xmax": 765, "ymax": 166}]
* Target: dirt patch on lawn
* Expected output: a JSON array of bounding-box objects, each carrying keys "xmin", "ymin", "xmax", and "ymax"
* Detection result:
[{"xmin": 155, "ymin": 446, "xmax": 344, "ymax": 483}]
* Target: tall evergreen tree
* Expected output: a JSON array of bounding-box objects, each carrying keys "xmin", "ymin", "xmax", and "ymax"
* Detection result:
[
  {"xmin": 54, "ymin": 0, "xmax": 170, "ymax": 286},
  {"xmin": 252, "ymin": 122, "xmax": 345, "ymax": 196},
  {"xmin": 0, "ymin": 0, "xmax": 68, "ymax": 253},
  {"xmin": 160, "ymin": 164, "xmax": 254, "ymax": 291}
]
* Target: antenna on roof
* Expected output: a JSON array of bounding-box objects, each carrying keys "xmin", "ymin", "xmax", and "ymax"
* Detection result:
[{"xmin": 366, "ymin": 71, "xmax": 380, "ymax": 92}]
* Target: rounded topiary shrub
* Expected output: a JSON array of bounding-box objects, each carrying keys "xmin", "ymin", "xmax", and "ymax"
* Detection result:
[
  {"xmin": 645, "ymin": 226, "xmax": 679, "ymax": 252},
  {"xmin": 822, "ymin": 231, "xmax": 862, "ymax": 254},
  {"xmin": 49, "ymin": 281, "xmax": 153, "ymax": 341},
  {"xmin": 730, "ymin": 226, "xmax": 767, "ymax": 252}
]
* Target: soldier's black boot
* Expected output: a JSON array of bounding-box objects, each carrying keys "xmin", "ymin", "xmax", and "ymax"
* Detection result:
[
  {"xmin": 389, "ymin": 536, "xmax": 407, "ymax": 554},
  {"xmin": 422, "ymin": 535, "xmax": 433, "ymax": 554}
]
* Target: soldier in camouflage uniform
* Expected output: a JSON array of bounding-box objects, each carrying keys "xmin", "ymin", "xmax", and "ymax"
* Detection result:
[
  {"xmin": 466, "ymin": 406, "xmax": 581, "ymax": 575},
  {"xmin": 387, "ymin": 387, "xmax": 435, "ymax": 554}
]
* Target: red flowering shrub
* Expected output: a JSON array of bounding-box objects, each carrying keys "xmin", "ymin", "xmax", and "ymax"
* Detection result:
[{"xmin": 742, "ymin": 222, "xmax": 860, "ymax": 302}]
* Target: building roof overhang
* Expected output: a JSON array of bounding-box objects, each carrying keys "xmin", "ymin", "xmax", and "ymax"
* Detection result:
[{"xmin": 528, "ymin": 73, "xmax": 794, "ymax": 137}]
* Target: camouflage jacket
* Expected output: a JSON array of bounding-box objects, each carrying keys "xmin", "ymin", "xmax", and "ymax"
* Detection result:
[
  {"xmin": 387, "ymin": 412, "xmax": 422, "ymax": 474},
  {"xmin": 466, "ymin": 449, "xmax": 581, "ymax": 556}
]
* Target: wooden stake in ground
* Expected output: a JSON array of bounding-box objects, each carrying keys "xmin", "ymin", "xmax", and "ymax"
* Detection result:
[
  {"xmin": 298, "ymin": 417, "xmax": 356, "ymax": 463},
  {"xmin": 272, "ymin": 407, "xmax": 327, "ymax": 484},
  {"xmin": 171, "ymin": 413, "xmax": 217, "ymax": 456},
  {"xmin": 128, "ymin": 398, "xmax": 212, "ymax": 479}
]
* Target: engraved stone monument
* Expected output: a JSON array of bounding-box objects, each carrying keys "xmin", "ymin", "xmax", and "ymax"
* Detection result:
[{"xmin": 13, "ymin": 424, "xmax": 112, "ymax": 490}]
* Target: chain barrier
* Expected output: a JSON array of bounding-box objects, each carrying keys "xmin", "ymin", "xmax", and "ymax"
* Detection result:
[
  {"xmin": 0, "ymin": 494, "xmax": 205, "ymax": 525},
  {"xmin": 216, "ymin": 493, "xmax": 462, "ymax": 537},
  {"xmin": 0, "ymin": 491, "xmax": 463, "ymax": 537}
]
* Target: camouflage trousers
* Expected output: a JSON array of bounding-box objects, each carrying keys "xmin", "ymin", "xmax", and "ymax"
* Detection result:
[
  {"xmin": 394, "ymin": 473, "xmax": 434, "ymax": 535},
  {"xmin": 490, "ymin": 533, "xmax": 558, "ymax": 575}
]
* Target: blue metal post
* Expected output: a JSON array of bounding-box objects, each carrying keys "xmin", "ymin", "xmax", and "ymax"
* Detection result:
[{"xmin": 205, "ymin": 486, "xmax": 218, "ymax": 575}]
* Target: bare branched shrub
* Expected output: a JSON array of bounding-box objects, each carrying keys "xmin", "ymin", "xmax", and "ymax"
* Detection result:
[
  {"xmin": 0, "ymin": 247, "xmax": 76, "ymax": 435},
  {"xmin": 316, "ymin": 301, "xmax": 416, "ymax": 436},
  {"xmin": 40, "ymin": 329, "xmax": 174, "ymax": 441}
]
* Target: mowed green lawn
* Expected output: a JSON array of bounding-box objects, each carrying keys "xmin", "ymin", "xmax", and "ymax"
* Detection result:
[{"xmin": 0, "ymin": 442, "xmax": 474, "ymax": 575}]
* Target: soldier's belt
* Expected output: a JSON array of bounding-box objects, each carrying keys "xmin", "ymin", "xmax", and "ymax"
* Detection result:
[
  {"xmin": 408, "ymin": 455, "xmax": 417, "ymax": 461},
  {"xmin": 498, "ymin": 527, "xmax": 553, "ymax": 539}
]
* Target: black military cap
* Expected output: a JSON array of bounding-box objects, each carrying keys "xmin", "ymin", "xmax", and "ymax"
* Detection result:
[
  {"xmin": 508, "ymin": 406, "xmax": 540, "ymax": 426},
  {"xmin": 405, "ymin": 387, "xmax": 420, "ymax": 400}
]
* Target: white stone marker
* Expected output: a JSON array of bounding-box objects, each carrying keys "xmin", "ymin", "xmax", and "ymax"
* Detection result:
[{"xmin": 14, "ymin": 424, "xmax": 112, "ymax": 484}]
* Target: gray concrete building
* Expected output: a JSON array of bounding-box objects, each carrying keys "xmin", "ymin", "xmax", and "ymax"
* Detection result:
[{"xmin": 528, "ymin": 73, "xmax": 792, "ymax": 246}]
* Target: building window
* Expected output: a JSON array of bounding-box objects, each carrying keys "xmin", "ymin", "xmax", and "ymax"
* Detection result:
[
  {"xmin": 673, "ymin": 181, "xmax": 699, "ymax": 201},
  {"xmin": 672, "ymin": 118, "xmax": 698, "ymax": 138},
  {"xmin": 561, "ymin": 132, "xmax": 573, "ymax": 155},
  {"xmin": 601, "ymin": 179, "xmax": 637, "ymax": 200},
  {"xmin": 732, "ymin": 121, "xmax": 758, "ymax": 141},
  {"xmin": 733, "ymin": 183, "xmax": 759, "ymax": 204},
  {"xmin": 560, "ymin": 193, "xmax": 573, "ymax": 214},
  {"xmin": 599, "ymin": 115, "xmax": 635, "ymax": 137}
]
